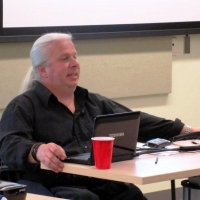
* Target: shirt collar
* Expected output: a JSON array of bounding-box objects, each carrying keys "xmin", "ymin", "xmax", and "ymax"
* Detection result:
[
  {"xmin": 33, "ymin": 81, "xmax": 88, "ymax": 108},
  {"xmin": 33, "ymin": 81, "xmax": 53, "ymax": 107}
]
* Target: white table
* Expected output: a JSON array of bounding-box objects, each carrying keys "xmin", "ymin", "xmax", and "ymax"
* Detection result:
[{"xmin": 41, "ymin": 140, "xmax": 200, "ymax": 200}]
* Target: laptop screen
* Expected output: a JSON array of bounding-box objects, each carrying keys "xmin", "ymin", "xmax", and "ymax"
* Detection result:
[{"xmin": 94, "ymin": 111, "xmax": 140, "ymax": 161}]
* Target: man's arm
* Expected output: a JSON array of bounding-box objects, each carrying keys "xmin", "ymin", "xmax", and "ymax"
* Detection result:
[{"xmin": 180, "ymin": 125, "xmax": 200, "ymax": 135}]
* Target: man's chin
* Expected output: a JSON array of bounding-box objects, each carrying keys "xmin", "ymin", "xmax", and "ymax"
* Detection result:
[{"xmin": 68, "ymin": 83, "xmax": 78, "ymax": 90}]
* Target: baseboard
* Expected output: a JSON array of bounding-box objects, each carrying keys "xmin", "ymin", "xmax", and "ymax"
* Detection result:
[{"xmin": 144, "ymin": 187, "xmax": 183, "ymax": 200}]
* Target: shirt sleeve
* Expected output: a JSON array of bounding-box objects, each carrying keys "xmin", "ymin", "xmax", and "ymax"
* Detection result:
[
  {"xmin": 0, "ymin": 102, "xmax": 37, "ymax": 171},
  {"xmin": 138, "ymin": 112, "xmax": 184, "ymax": 142}
]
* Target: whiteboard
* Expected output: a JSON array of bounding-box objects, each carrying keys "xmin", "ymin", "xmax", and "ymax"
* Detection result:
[{"xmin": 3, "ymin": 0, "xmax": 200, "ymax": 28}]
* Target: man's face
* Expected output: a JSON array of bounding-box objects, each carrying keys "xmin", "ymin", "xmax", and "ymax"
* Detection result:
[{"xmin": 41, "ymin": 39, "xmax": 80, "ymax": 90}]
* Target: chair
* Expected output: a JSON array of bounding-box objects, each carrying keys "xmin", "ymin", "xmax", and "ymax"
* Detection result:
[
  {"xmin": 181, "ymin": 179, "xmax": 200, "ymax": 200},
  {"xmin": 0, "ymin": 162, "xmax": 54, "ymax": 197}
]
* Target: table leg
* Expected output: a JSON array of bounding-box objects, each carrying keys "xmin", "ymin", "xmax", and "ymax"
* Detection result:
[
  {"xmin": 171, "ymin": 180, "xmax": 176, "ymax": 200},
  {"xmin": 188, "ymin": 188, "xmax": 191, "ymax": 200}
]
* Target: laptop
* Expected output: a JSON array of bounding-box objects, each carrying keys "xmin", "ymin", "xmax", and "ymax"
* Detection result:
[{"xmin": 64, "ymin": 111, "xmax": 140, "ymax": 165}]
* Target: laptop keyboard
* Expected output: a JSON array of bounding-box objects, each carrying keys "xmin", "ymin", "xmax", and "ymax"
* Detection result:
[{"xmin": 67, "ymin": 153, "xmax": 90, "ymax": 160}]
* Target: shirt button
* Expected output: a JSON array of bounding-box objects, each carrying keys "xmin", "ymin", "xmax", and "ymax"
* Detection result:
[{"xmin": 84, "ymin": 146, "xmax": 87, "ymax": 149}]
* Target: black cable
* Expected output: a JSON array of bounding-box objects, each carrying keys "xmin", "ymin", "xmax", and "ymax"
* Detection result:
[
  {"xmin": 170, "ymin": 131, "xmax": 200, "ymax": 142},
  {"xmin": 179, "ymin": 145, "xmax": 200, "ymax": 151}
]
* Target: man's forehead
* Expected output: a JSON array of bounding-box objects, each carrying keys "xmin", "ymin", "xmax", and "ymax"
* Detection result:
[{"xmin": 50, "ymin": 39, "xmax": 77, "ymax": 53}]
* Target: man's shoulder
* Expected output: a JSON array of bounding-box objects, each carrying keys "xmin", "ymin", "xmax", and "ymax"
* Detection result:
[{"xmin": 9, "ymin": 90, "xmax": 37, "ymax": 106}]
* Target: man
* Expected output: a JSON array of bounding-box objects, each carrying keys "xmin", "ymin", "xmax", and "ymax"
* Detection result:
[{"xmin": 0, "ymin": 33, "xmax": 199, "ymax": 200}]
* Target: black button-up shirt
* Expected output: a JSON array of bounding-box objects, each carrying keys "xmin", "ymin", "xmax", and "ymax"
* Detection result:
[{"xmin": 0, "ymin": 81, "xmax": 184, "ymax": 184}]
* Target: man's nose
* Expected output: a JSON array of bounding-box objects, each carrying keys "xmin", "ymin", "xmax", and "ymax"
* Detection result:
[{"xmin": 71, "ymin": 58, "xmax": 79, "ymax": 67}]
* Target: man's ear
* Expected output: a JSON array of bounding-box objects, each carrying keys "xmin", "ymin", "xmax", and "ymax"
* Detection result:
[{"xmin": 37, "ymin": 66, "xmax": 48, "ymax": 78}]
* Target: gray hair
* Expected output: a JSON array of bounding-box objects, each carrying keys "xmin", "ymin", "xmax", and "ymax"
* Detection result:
[
  {"xmin": 20, "ymin": 33, "xmax": 72, "ymax": 93},
  {"xmin": 19, "ymin": 66, "xmax": 35, "ymax": 93},
  {"xmin": 31, "ymin": 32, "xmax": 72, "ymax": 79}
]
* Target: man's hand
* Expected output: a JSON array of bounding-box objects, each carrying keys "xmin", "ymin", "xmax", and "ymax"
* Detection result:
[{"xmin": 29, "ymin": 143, "xmax": 67, "ymax": 173}]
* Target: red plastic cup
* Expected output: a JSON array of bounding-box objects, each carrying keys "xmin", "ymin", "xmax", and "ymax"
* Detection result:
[{"xmin": 91, "ymin": 137, "xmax": 115, "ymax": 169}]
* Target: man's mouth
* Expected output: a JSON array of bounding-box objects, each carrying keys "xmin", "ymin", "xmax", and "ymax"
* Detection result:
[{"xmin": 67, "ymin": 73, "xmax": 78, "ymax": 77}]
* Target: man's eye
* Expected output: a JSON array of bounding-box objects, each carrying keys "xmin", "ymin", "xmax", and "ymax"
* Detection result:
[{"xmin": 61, "ymin": 57, "xmax": 68, "ymax": 60}]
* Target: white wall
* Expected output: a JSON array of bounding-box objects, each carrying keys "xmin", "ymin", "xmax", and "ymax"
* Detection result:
[{"xmin": 115, "ymin": 34, "xmax": 200, "ymax": 128}]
